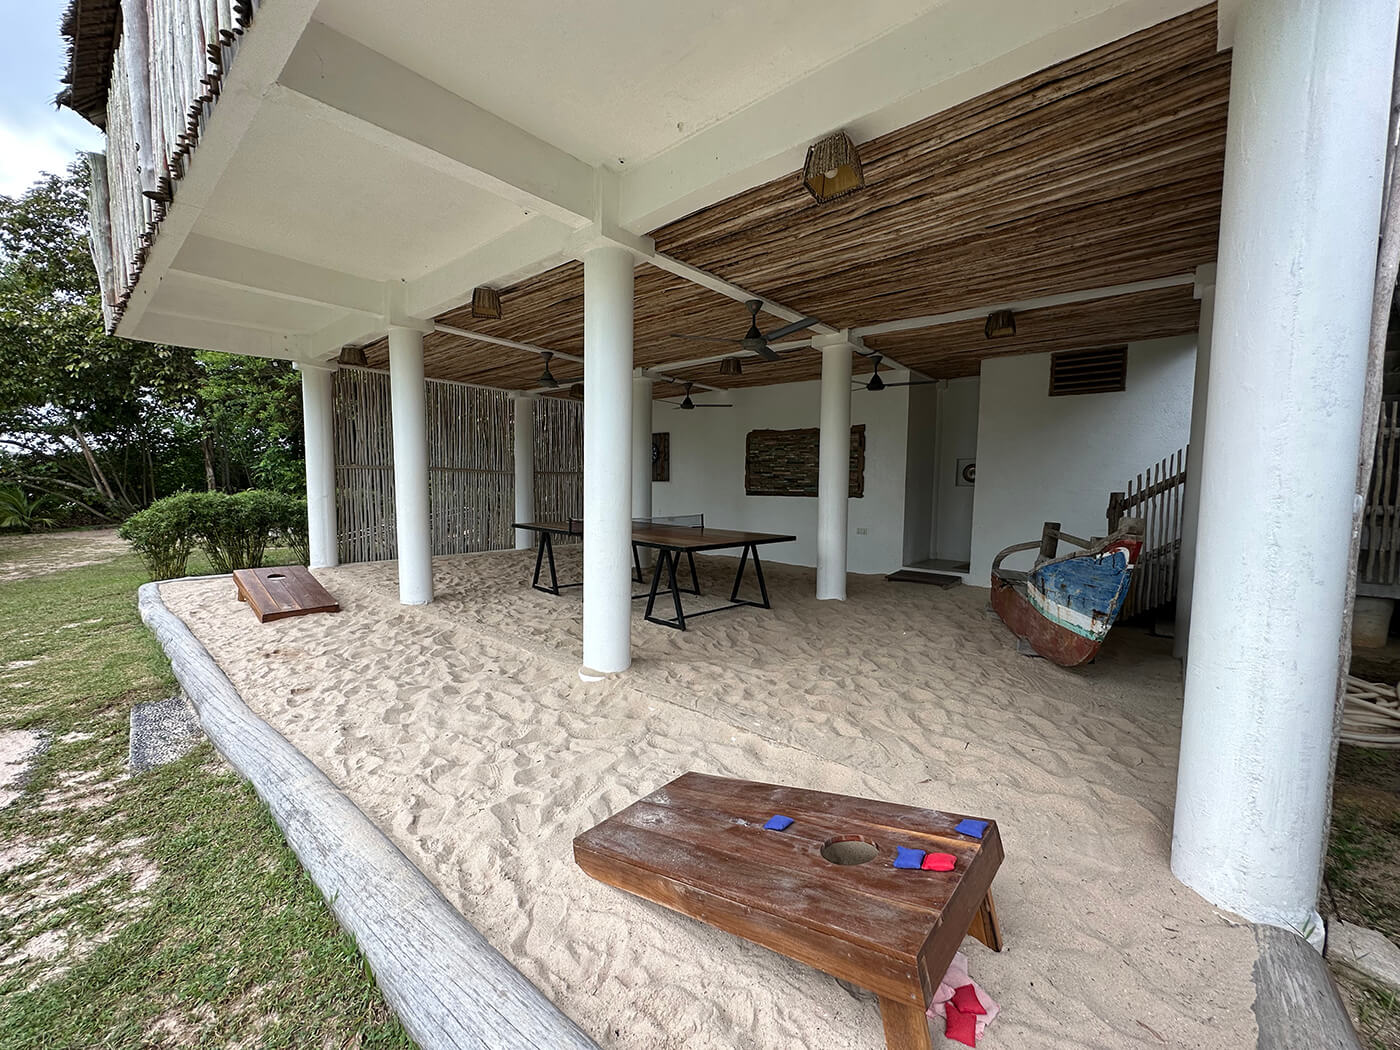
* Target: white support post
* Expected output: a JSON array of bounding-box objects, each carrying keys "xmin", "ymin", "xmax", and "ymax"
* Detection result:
[
  {"xmin": 296, "ymin": 362, "xmax": 339, "ymax": 569},
  {"xmin": 581, "ymin": 246, "xmax": 635, "ymax": 675},
  {"xmin": 513, "ymin": 393, "xmax": 536, "ymax": 550},
  {"xmin": 631, "ymin": 375, "xmax": 654, "ymax": 522},
  {"xmin": 388, "ymin": 326, "xmax": 433, "ymax": 605},
  {"xmin": 816, "ymin": 338, "xmax": 853, "ymax": 600},
  {"xmin": 1172, "ymin": 0, "xmax": 1397, "ymax": 933},
  {"xmin": 1173, "ymin": 265, "xmax": 1216, "ymax": 660}
]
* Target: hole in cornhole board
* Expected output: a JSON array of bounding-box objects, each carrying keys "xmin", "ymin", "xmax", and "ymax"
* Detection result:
[
  {"xmin": 266, "ymin": 573, "xmax": 287, "ymax": 580},
  {"xmin": 821, "ymin": 836, "xmax": 879, "ymax": 865}
]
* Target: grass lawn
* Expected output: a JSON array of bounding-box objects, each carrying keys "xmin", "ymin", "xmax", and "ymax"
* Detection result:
[{"xmin": 0, "ymin": 543, "xmax": 413, "ymax": 1048}]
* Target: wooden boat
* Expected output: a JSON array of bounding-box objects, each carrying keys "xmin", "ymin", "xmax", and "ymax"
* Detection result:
[{"xmin": 990, "ymin": 518, "xmax": 1145, "ymax": 667}]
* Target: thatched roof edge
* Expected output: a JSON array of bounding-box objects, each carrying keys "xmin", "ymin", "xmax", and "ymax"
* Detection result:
[{"xmin": 55, "ymin": 0, "xmax": 122, "ymax": 129}]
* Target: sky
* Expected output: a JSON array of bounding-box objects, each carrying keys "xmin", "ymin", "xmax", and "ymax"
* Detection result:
[{"xmin": 0, "ymin": 0, "xmax": 106, "ymax": 197}]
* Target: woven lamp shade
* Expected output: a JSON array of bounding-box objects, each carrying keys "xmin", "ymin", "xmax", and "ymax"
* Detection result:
[
  {"xmin": 802, "ymin": 132, "xmax": 865, "ymax": 204},
  {"xmin": 471, "ymin": 286, "xmax": 502, "ymax": 319},
  {"xmin": 338, "ymin": 345, "xmax": 368, "ymax": 367},
  {"xmin": 719, "ymin": 356, "xmax": 743, "ymax": 377},
  {"xmin": 984, "ymin": 310, "xmax": 1017, "ymax": 339}
]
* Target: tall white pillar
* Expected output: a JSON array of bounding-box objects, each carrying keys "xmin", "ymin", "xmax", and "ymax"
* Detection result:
[
  {"xmin": 1172, "ymin": 0, "xmax": 1396, "ymax": 932},
  {"xmin": 1173, "ymin": 265, "xmax": 1216, "ymax": 660},
  {"xmin": 297, "ymin": 363, "xmax": 339, "ymax": 569},
  {"xmin": 631, "ymin": 375, "xmax": 654, "ymax": 521},
  {"xmin": 388, "ymin": 326, "xmax": 433, "ymax": 605},
  {"xmin": 816, "ymin": 339, "xmax": 853, "ymax": 600},
  {"xmin": 513, "ymin": 393, "xmax": 536, "ymax": 550},
  {"xmin": 582, "ymin": 246, "xmax": 634, "ymax": 675}
]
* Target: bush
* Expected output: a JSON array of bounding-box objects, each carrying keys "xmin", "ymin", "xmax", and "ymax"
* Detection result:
[
  {"xmin": 119, "ymin": 492, "xmax": 200, "ymax": 580},
  {"xmin": 121, "ymin": 489, "xmax": 310, "ymax": 580}
]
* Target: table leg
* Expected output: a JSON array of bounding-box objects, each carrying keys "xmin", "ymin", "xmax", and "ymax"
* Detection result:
[
  {"xmin": 966, "ymin": 891, "xmax": 1004, "ymax": 952},
  {"xmin": 879, "ymin": 996, "xmax": 934, "ymax": 1050},
  {"xmin": 531, "ymin": 532, "xmax": 560, "ymax": 595},
  {"xmin": 632, "ymin": 542, "xmax": 644, "ymax": 584},
  {"xmin": 685, "ymin": 550, "xmax": 701, "ymax": 595},
  {"xmin": 729, "ymin": 544, "xmax": 772, "ymax": 608}
]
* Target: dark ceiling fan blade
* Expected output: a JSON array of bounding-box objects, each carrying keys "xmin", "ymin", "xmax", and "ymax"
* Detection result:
[
  {"xmin": 753, "ymin": 343, "xmax": 781, "ymax": 362},
  {"xmin": 669, "ymin": 333, "xmax": 745, "ymax": 345},
  {"xmin": 762, "ymin": 316, "xmax": 822, "ymax": 341}
]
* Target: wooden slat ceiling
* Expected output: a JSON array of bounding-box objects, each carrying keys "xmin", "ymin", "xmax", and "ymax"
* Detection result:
[{"xmin": 363, "ymin": 4, "xmax": 1227, "ymax": 398}]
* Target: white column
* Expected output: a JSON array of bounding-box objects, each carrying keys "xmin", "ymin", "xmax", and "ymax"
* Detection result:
[
  {"xmin": 513, "ymin": 393, "xmax": 536, "ymax": 550},
  {"xmin": 297, "ymin": 363, "xmax": 339, "ymax": 569},
  {"xmin": 631, "ymin": 375, "xmax": 654, "ymax": 521},
  {"xmin": 816, "ymin": 339, "xmax": 853, "ymax": 600},
  {"xmin": 1173, "ymin": 265, "xmax": 1216, "ymax": 660},
  {"xmin": 582, "ymin": 246, "xmax": 634, "ymax": 675},
  {"xmin": 388, "ymin": 326, "xmax": 433, "ymax": 605},
  {"xmin": 1172, "ymin": 0, "xmax": 1396, "ymax": 933}
]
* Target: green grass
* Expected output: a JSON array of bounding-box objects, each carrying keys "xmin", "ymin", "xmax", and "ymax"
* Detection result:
[{"xmin": 0, "ymin": 548, "xmax": 413, "ymax": 1049}]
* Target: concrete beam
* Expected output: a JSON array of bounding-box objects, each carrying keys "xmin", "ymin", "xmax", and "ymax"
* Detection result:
[{"xmin": 173, "ymin": 234, "xmax": 384, "ymax": 316}]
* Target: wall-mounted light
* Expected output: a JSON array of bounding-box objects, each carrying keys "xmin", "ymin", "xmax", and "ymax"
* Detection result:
[
  {"xmin": 984, "ymin": 310, "xmax": 1016, "ymax": 339},
  {"xmin": 471, "ymin": 286, "xmax": 502, "ymax": 320},
  {"xmin": 719, "ymin": 357, "xmax": 743, "ymax": 377},
  {"xmin": 802, "ymin": 131, "xmax": 865, "ymax": 204}
]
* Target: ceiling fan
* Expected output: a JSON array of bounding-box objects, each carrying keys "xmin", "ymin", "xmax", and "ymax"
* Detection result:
[
  {"xmin": 858, "ymin": 354, "xmax": 938, "ymax": 392},
  {"xmin": 664, "ymin": 382, "xmax": 733, "ymax": 410},
  {"xmin": 670, "ymin": 299, "xmax": 820, "ymax": 362}
]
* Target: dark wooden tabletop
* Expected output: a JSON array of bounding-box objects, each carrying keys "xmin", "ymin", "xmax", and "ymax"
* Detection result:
[
  {"xmin": 574, "ymin": 772, "xmax": 1002, "ymax": 1008},
  {"xmin": 512, "ymin": 521, "xmax": 796, "ymax": 552}
]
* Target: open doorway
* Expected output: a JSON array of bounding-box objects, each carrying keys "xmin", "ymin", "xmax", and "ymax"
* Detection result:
[{"xmin": 902, "ymin": 377, "xmax": 979, "ymax": 577}]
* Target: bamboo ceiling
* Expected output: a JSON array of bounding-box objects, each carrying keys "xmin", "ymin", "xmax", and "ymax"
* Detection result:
[{"xmin": 362, "ymin": 4, "xmax": 1228, "ymax": 398}]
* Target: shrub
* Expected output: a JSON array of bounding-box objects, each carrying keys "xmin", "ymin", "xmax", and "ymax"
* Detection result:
[
  {"xmin": 281, "ymin": 497, "xmax": 311, "ymax": 566},
  {"xmin": 119, "ymin": 493, "xmax": 199, "ymax": 580},
  {"xmin": 0, "ymin": 485, "xmax": 59, "ymax": 532}
]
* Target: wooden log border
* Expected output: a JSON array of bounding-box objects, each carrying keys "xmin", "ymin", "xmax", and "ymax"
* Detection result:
[
  {"xmin": 1253, "ymin": 925, "xmax": 1362, "ymax": 1050},
  {"xmin": 137, "ymin": 582, "xmax": 601, "ymax": 1050}
]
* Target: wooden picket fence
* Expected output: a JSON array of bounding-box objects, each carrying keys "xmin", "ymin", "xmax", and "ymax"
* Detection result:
[
  {"xmin": 1107, "ymin": 447, "xmax": 1188, "ymax": 619},
  {"xmin": 1360, "ymin": 401, "xmax": 1400, "ymax": 588},
  {"xmin": 332, "ymin": 368, "xmax": 582, "ymax": 563}
]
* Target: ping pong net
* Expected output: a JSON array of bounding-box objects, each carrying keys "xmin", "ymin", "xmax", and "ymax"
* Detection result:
[{"xmin": 564, "ymin": 513, "xmax": 705, "ymax": 535}]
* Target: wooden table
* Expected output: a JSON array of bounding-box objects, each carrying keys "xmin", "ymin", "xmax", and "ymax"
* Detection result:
[{"xmin": 574, "ymin": 773, "xmax": 1004, "ymax": 1050}]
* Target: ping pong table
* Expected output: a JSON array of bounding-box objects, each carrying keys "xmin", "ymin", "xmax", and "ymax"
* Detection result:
[{"xmin": 511, "ymin": 515, "xmax": 797, "ymax": 630}]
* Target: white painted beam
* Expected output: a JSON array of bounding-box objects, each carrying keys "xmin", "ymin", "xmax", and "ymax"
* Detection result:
[
  {"xmin": 434, "ymin": 324, "xmax": 584, "ymax": 365},
  {"xmin": 402, "ymin": 216, "xmax": 574, "ymax": 320},
  {"xmin": 173, "ymin": 234, "xmax": 384, "ymax": 315},
  {"xmin": 138, "ymin": 311, "xmax": 303, "ymax": 360},
  {"xmin": 117, "ymin": 0, "xmax": 324, "ymax": 336},
  {"xmin": 277, "ymin": 23, "xmax": 595, "ymax": 228},
  {"xmin": 648, "ymin": 253, "xmax": 836, "ymax": 334},
  {"xmin": 851, "ymin": 273, "xmax": 1197, "ymax": 339}
]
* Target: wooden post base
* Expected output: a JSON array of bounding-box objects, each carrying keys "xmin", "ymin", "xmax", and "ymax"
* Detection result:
[
  {"xmin": 880, "ymin": 996, "xmax": 934, "ymax": 1050},
  {"xmin": 966, "ymin": 891, "xmax": 1004, "ymax": 952}
]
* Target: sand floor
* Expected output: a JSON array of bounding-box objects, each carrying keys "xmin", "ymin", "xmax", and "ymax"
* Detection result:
[{"xmin": 162, "ymin": 549, "xmax": 1258, "ymax": 1049}]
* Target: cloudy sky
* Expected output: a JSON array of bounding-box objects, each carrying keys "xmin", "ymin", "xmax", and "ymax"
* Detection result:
[{"xmin": 0, "ymin": 1, "xmax": 106, "ymax": 197}]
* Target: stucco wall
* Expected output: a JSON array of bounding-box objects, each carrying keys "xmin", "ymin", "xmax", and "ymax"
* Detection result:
[
  {"xmin": 966, "ymin": 336, "xmax": 1196, "ymax": 586},
  {"xmin": 651, "ymin": 376, "xmax": 911, "ymax": 575},
  {"xmin": 932, "ymin": 376, "xmax": 981, "ymax": 563}
]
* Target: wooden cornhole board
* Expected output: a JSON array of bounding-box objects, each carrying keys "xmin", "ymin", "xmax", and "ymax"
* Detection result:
[
  {"xmin": 232, "ymin": 566, "xmax": 340, "ymax": 623},
  {"xmin": 574, "ymin": 772, "xmax": 1003, "ymax": 1050}
]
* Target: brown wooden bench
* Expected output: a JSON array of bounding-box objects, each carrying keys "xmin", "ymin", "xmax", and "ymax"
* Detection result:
[
  {"xmin": 574, "ymin": 772, "xmax": 1003, "ymax": 1050},
  {"xmin": 232, "ymin": 565, "xmax": 340, "ymax": 623}
]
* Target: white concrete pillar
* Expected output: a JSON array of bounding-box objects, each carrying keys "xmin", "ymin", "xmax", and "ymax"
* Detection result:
[
  {"xmin": 1172, "ymin": 0, "xmax": 1396, "ymax": 932},
  {"xmin": 513, "ymin": 393, "xmax": 536, "ymax": 550},
  {"xmin": 582, "ymin": 246, "xmax": 634, "ymax": 675},
  {"xmin": 1173, "ymin": 265, "xmax": 1216, "ymax": 660},
  {"xmin": 631, "ymin": 375, "xmax": 654, "ymax": 522},
  {"xmin": 816, "ymin": 339, "xmax": 853, "ymax": 600},
  {"xmin": 297, "ymin": 363, "xmax": 339, "ymax": 570},
  {"xmin": 388, "ymin": 326, "xmax": 433, "ymax": 605}
]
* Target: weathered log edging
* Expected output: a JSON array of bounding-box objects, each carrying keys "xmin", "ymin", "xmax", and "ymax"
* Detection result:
[
  {"xmin": 137, "ymin": 582, "xmax": 601, "ymax": 1050},
  {"xmin": 1253, "ymin": 925, "xmax": 1363, "ymax": 1050}
]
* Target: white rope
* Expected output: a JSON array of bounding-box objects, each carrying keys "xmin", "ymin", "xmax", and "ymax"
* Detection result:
[{"xmin": 1342, "ymin": 675, "xmax": 1400, "ymax": 749}]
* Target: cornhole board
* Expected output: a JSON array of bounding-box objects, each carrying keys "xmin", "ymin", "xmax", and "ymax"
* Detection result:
[
  {"xmin": 574, "ymin": 772, "xmax": 1003, "ymax": 1050},
  {"xmin": 232, "ymin": 566, "xmax": 340, "ymax": 623}
]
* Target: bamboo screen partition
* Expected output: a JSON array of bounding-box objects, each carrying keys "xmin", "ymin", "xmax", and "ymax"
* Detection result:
[
  {"xmin": 1107, "ymin": 447, "xmax": 1188, "ymax": 619},
  {"xmin": 1360, "ymin": 402, "xmax": 1400, "ymax": 589},
  {"xmin": 332, "ymin": 369, "xmax": 583, "ymax": 564}
]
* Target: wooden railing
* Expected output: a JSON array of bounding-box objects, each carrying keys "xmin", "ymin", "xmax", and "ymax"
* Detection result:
[
  {"xmin": 1107, "ymin": 447, "xmax": 1188, "ymax": 619},
  {"xmin": 88, "ymin": 0, "xmax": 261, "ymax": 330},
  {"xmin": 1360, "ymin": 401, "xmax": 1400, "ymax": 589}
]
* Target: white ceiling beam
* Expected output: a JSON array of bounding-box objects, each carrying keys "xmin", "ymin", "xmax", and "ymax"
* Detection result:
[
  {"xmin": 276, "ymin": 22, "xmax": 596, "ymax": 228},
  {"xmin": 648, "ymin": 253, "xmax": 836, "ymax": 334},
  {"xmin": 851, "ymin": 273, "xmax": 1196, "ymax": 339},
  {"xmin": 305, "ymin": 313, "xmax": 391, "ymax": 363},
  {"xmin": 172, "ymin": 234, "xmax": 384, "ymax": 315},
  {"xmin": 434, "ymin": 324, "xmax": 584, "ymax": 365},
  {"xmin": 138, "ymin": 312, "xmax": 304, "ymax": 361},
  {"xmin": 402, "ymin": 216, "xmax": 575, "ymax": 320},
  {"xmin": 617, "ymin": 0, "xmax": 1209, "ymax": 233},
  {"xmin": 117, "ymin": 0, "xmax": 324, "ymax": 337}
]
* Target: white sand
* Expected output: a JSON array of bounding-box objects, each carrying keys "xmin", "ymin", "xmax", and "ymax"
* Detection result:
[{"xmin": 162, "ymin": 549, "xmax": 1258, "ymax": 1049}]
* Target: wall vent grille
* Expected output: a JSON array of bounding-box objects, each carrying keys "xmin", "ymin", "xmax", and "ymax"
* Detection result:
[{"xmin": 1049, "ymin": 346, "xmax": 1128, "ymax": 396}]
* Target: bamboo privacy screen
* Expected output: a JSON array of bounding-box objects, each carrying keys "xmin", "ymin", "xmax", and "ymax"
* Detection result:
[
  {"xmin": 1107, "ymin": 447, "xmax": 1188, "ymax": 619},
  {"xmin": 1359, "ymin": 401, "xmax": 1400, "ymax": 588},
  {"xmin": 333, "ymin": 370, "xmax": 583, "ymax": 563}
]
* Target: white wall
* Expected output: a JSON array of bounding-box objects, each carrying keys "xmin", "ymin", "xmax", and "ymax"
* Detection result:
[
  {"xmin": 932, "ymin": 376, "xmax": 980, "ymax": 564},
  {"xmin": 967, "ymin": 336, "xmax": 1196, "ymax": 586},
  {"xmin": 901, "ymin": 383, "xmax": 938, "ymax": 564},
  {"xmin": 652, "ymin": 376, "xmax": 911, "ymax": 575}
]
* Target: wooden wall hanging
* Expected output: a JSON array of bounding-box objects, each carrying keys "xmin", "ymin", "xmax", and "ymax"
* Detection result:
[
  {"xmin": 745, "ymin": 426, "xmax": 865, "ymax": 498},
  {"xmin": 653, "ymin": 433, "xmax": 670, "ymax": 482}
]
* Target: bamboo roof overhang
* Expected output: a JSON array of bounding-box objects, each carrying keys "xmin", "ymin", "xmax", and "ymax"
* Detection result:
[
  {"xmin": 361, "ymin": 5, "xmax": 1227, "ymax": 399},
  {"xmin": 57, "ymin": 0, "xmax": 122, "ymax": 129}
]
